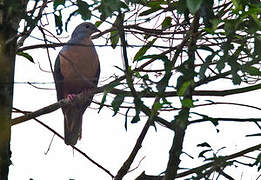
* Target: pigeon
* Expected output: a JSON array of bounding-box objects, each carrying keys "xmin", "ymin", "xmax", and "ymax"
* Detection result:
[{"xmin": 54, "ymin": 22, "xmax": 100, "ymax": 145}]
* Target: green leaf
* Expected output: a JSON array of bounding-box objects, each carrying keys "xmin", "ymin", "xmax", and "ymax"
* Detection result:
[
  {"xmin": 95, "ymin": 21, "xmax": 103, "ymax": 27},
  {"xmin": 53, "ymin": 0, "xmax": 65, "ymax": 10},
  {"xmin": 178, "ymin": 80, "xmax": 192, "ymax": 96},
  {"xmin": 181, "ymin": 98, "xmax": 194, "ymax": 108},
  {"xmin": 17, "ymin": 52, "xmax": 34, "ymax": 63},
  {"xmin": 133, "ymin": 38, "xmax": 157, "ymax": 61},
  {"xmin": 77, "ymin": 0, "xmax": 91, "ymax": 20},
  {"xmin": 161, "ymin": 16, "xmax": 172, "ymax": 29},
  {"xmin": 246, "ymin": 66, "xmax": 261, "ymax": 76},
  {"xmin": 111, "ymin": 94, "xmax": 125, "ymax": 116},
  {"xmin": 197, "ymin": 142, "xmax": 211, "ymax": 148},
  {"xmin": 98, "ymin": 90, "xmax": 108, "ymax": 113},
  {"xmin": 147, "ymin": 1, "xmax": 163, "ymax": 8},
  {"xmin": 110, "ymin": 30, "xmax": 119, "ymax": 49},
  {"xmin": 186, "ymin": 0, "xmax": 203, "ymax": 14},
  {"xmin": 153, "ymin": 102, "xmax": 162, "ymax": 111}
]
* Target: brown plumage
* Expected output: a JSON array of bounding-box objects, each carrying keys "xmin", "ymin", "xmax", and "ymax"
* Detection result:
[{"xmin": 54, "ymin": 22, "xmax": 100, "ymax": 145}]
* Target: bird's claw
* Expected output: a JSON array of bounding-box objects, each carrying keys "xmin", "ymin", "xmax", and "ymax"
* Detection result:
[{"xmin": 67, "ymin": 94, "xmax": 76, "ymax": 102}]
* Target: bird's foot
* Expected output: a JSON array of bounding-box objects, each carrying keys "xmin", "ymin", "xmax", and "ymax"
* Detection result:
[{"xmin": 67, "ymin": 94, "xmax": 76, "ymax": 102}]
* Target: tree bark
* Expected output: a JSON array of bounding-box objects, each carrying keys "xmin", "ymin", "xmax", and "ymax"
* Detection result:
[{"xmin": 0, "ymin": 0, "xmax": 27, "ymax": 179}]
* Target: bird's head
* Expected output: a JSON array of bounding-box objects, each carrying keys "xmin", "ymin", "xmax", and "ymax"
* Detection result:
[{"xmin": 71, "ymin": 22, "xmax": 100, "ymax": 39}]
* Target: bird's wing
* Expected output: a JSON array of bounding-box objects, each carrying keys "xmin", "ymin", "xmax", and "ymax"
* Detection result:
[
  {"xmin": 53, "ymin": 55, "xmax": 64, "ymax": 101},
  {"xmin": 55, "ymin": 37, "xmax": 100, "ymax": 145}
]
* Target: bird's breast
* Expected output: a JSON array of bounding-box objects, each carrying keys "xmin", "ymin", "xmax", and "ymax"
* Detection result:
[{"xmin": 60, "ymin": 38, "xmax": 99, "ymax": 94}]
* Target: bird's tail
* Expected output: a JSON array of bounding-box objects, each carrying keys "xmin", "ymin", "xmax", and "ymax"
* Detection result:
[
  {"xmin": 64, "ymin": 108, "xmax": 83, "ymax": 146},
  {"xmin": 63, "ymin": 94, "xmax": 94, "ymax": 145}
]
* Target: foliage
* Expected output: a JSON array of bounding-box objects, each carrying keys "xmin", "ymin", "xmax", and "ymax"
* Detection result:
[{"xmin": 8, "ymin": 0, "xmax": 261, "ymax": 179}]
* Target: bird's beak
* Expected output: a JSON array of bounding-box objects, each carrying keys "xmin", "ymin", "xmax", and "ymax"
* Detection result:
[
  {"xmin": 95, "ymin": 28, "xmax": 101, "ymax": 33},
  {"xmin": 92, "ymin": 28, "xmax": 101, "ymax": 36}
]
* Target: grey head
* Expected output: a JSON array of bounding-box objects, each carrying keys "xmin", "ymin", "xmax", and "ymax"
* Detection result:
[{"xmin": 71, "ymin": 22, "xmax": 100, "ymax": 40}]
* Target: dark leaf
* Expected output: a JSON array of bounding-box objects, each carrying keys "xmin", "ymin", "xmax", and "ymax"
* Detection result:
[
  {"xmin": 135, "ymin": 54, "xmax": 167, "ymax": 62},
  {"xmin": 97, "ymin": 0, "xmax": 127, "ymax": 20},
  {"xmin": 198, "ymin": 149, "xmax": 212, "ymax": 159},
  {"xmin": 77, "ymin": 0, "xmax": 91, "ymax": 20},
  {"xmin": 107, "ymin": 81, "xmax": 120, "ymax": 91},
  {"xmin": 65, "ymin": 10, "xmax": 78, "ymax": 32},
  {"xmin": 186, "ymin": 0, "xmax": 203, "ymax": 14},
  {"xmin": 199, "ymin": 54, "xmax": 215, "ymax": 79},
  {"xmin": 124, "ymin": 108, "xmax": 130, "ymax": 131},
  {"xmin": 139, "ymin": 6, "xmax": 162, "ymax": 16},
  {"xmin": 111, "ymin": 94, "xmax": 125, "ymax": 116},
  {"xmin": 253, "ymin": 152, "xmax": 261, "ymax": 171},
  {"xmin": 197, "ymin": 142, "xmax": 211, "ymax": 148},
  {"xmin": 156, "ymin": 58, "xmax": 172, "ymax": 92},
  {"xmin": 147, "ymin": 1, "xmax": 164, "ymax": 8},
  {"xmin": 210, "ymin": 118, "xmax": 219, "ymax": 126},
  {"xmin": 54, "ymin": 11, "xmax": 63, "ymax": 35},
  {"xmin": 131, "ymin": 114, "xmax": 140, "ymax": 123},
  {"xmin": 199, "ymin": 45, "xmax": 214, "ymax": 52},
  {"xmin": 98, "ymin": 90, "xmax": 108, "ymax": 113},
  {"xmin": 199, "ymin": 0, "xmax": 215, "ymax": 28},
  {"xmin": 156, "ymin": 72, "xmax": 172, "ymax": 93},
  {"xmin": 17, "ymin": 52, "xmax": 34, "ymax": 63},
  {"xmin": 245, "ymin": 66, "xmax": 261, "ymax": 76},
  {"xmin": 254, "ymin": 35, "xmax": 261, "ymax": 57},
  {"xmin": 53, "ymin": 0, "xmax": 65, "ymax": 10},
  {"xmin": 231, "ymin": 71, "xmax": 241, "ymax": 85},
  {"xmin": 216, "ymin": 59, "xmax": 225, "ymax": 73}
]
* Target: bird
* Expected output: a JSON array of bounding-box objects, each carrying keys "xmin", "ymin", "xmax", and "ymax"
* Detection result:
[{"xmin": 53, "ymin": 22, "xmax": 100, "ymax": 145}]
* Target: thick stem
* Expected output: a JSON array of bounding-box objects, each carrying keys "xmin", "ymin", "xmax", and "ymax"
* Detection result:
[
  {"xmin": 164, "ymin": 14, "xmax": 200, "ymax": 179},
  {"xmin": 0, "ymin": 1, "xmax": 26, "ymax": 178}
]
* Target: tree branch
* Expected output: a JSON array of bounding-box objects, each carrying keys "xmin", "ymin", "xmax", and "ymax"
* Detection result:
[
  {"xmin": 135, "ymin": 143, "xmax": 261, "ymax": 179},
  {"xmin": 165, "ymin": 13, "xmax": 200, "ymax": 179}
]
